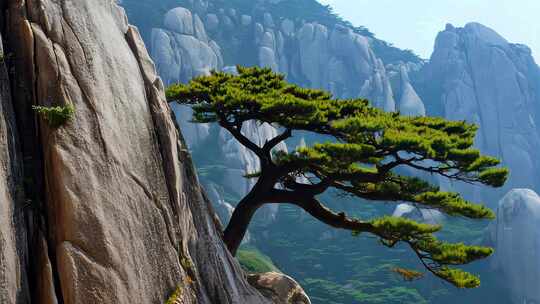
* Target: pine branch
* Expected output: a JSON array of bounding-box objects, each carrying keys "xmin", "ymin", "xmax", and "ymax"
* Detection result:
[
  {"xmin": 262, "ymin": 128, "xmax": 292, "ymax": 155},
  {"xmin": 270, "ymin": 190, "xmax": 376, "ymax": 233},
  {"xmin": 220, "ymin": 120, "xmax": 266, "ymax": 160}
]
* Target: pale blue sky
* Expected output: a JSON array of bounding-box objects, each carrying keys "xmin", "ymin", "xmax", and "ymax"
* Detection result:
[{"xmin": 318, "ymin": 0, "xmax": 540, "ymax": 61}]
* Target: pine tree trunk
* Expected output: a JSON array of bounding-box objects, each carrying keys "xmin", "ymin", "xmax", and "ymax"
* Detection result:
[{"xmin": 223, "ymin": 193, "xmax": 263, "ymax": 256}]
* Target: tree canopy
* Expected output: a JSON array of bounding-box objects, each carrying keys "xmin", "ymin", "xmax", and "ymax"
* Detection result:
[{"xmin": 166, "ymin": 66, "xmax": 508, "ymax": 289}]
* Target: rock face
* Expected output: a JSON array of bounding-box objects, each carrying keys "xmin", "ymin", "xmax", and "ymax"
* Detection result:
[
  {"xmin": 252, "ymin": 20, "xmax": 398, "ymax": 108},
  {"xmin": 488, "ymin": 189, "xmax": 540, "ymax": 304},
  {"xmin": 0, "ymin": 32, "xmax": 31, "ymax": 304},
  {"xmin": 1, "ymin": 0, "xmax": 275, "ymax": 303},
  {"xmin": 152, "ymin": 7, "xmax": 223, "ymax": 85},
  {"xmin": 419, "ymin": 22, "xmax": 540, "ymax": 197},
  {"xmin": 391, "ymin": 64, "xmax": 425, "ymax": 116}
]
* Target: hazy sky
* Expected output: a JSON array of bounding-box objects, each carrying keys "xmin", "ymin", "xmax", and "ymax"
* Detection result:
[{"xmin": 318, "ymin": 0, "xmax": 540, "ymax": 61}]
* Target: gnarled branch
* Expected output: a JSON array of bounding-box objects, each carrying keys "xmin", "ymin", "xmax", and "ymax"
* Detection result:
[
  {"xmin": 262, "ymin": 128, "xmax": 292, "ymax": 155},
  {"xmin": 220, "ymin": 120, "xmax": 267, "ymax": 160},
  {"xmin": 268, "ymin": 190, "xmax": 375, "ymax": 233}
]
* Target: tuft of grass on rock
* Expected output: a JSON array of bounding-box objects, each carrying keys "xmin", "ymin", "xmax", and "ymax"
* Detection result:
[{"xmin": 32, "ymin": 104, "xmax": 75, "ymax": 128}]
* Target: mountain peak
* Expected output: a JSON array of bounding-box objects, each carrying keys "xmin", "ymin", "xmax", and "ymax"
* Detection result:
[{"xmin": 463, "ymin": 22, "xmax": 508, "ymax": 46}]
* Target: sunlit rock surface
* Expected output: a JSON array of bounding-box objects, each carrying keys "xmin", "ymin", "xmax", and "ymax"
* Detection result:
[{"xmin": 420, "ymin": 22, "xmax": 540, "ymax": 197}]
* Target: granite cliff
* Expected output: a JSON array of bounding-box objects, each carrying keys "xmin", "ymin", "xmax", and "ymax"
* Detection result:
[{"xmin": 419, "ymin": 23, "xmax": 540, "ymax": 201}]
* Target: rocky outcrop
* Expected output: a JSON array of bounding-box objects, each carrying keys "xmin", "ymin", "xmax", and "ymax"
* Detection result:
[
  {"xmin": 2, "ymin": 0, "xmax": 273, "ymax": 303},
  {"xmin": 147, "ymin": 0, "xmax": 422, "ymax": 112},
  {"xmin": 388, "ymin": 63, "xmax": 425, "ymax": 116},
  {"xmin": 392, "ymin": 204, "xmax": 444, "ymax": 225},
  {"xmin": 488, "ymin": 189, "xmax": 540, "ymax": 304},
  {"xmin": 248, "ymin": 272, "xmax": 311, "ymax": 304},
  {"xmin": 152, "ymin": 7, "xmax": 223, "ymax": 85},
  {"xmin": 253, "ymin": 20, "xmax": 397, "ymax": 108},
  {"xmin": 419, "ymin": 23, "xmax": 540, "ymax": 197},
  {"xmin": 0, "ymin": 31, "xmax": 31, "ymax": 304}
]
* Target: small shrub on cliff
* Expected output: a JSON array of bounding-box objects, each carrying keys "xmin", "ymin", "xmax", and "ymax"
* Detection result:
[
  {"xmin": 32, "ymin": 104, "xmax": 75, "ymax": 128},
  {"xmin": 166, "ymin": 66, "xmax": 508, "ymax": 288}
]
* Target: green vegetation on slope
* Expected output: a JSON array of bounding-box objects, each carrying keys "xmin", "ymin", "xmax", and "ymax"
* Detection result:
[
  {"xmin": 252, "ymin": 200, "xmax": 509, "ymax": 304},
  {"xmin": 237, "ymin": 247, "xmax": 280, "ymax": 273}
]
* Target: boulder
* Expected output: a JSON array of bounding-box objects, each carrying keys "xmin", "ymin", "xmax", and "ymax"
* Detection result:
[
  {"xmin": 255, "ymin": 23, "xmax": 265, "ymax": 43},
  {"xmin": 397, "ymin": 65, "xmax": 425, "ymax": 116},
  {"xmin": 248, "ymin": 272, "xmax": 311, "ymax": 304},
  {"xmin": 193, "ymin": 14, "xmax": 208, "ymax": 42},
  {"xmin": 222, "ymin": 16, "xmax": 235, "ymax": 31},
  {"xmin": 393, "ymin": 204, "xmax": 444, "ymax": 225},
  {"xmin": 227, "ymin": 8, "xmax": 237, "ymax": 19},
  {"xmin": 192, "ymin": 0, "xmax": 209, "ymax": 14},
  {"xmin": 259, "ymin": 47, "xmax": 279, "ymax": 71}
]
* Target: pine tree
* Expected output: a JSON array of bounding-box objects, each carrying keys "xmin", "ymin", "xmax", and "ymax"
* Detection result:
[{"xmin": 167, "ymin": 66, "xmax": 508, "ymax": 288}]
